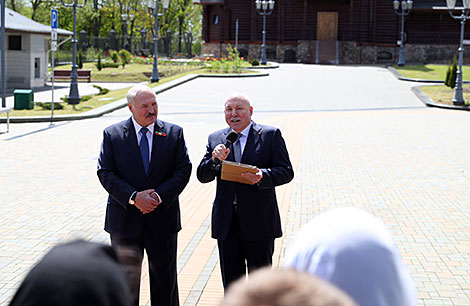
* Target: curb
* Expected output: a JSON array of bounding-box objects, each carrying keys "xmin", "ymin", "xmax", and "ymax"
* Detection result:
[
  {"xmin": 388, "ymin": 66, "xmax": 470, "ymax": 111},
  {"xmin": 0, "ymin": 70, "xmax": 270, "ymax": 124},
  {"xmin": 411, "ymin": 85, "xmax": 470, "ymax": 111},
  {"xmin": 388, "ymin": 66, "xmax": 445, "ymax": 83},
  {"xmin": 387, "ymin": 66, "xmax": 470, "ymax": 84}
]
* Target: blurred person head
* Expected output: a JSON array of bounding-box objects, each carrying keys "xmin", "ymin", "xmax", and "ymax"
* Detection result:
[
  {"xmin": 224, "ymin": 93, "xmax": 253, "ymax": 133},
  {"xmin": 127, "ymin": 84, "xmax": 158, "ymax": 127},
  {"xmin": 9, "ymin": 240, "xmax": 132, "ymax": 306},
  {"xmin": 284, "ymin": 207, "xmax": 417, "ymax": 306},
  {"xmin": 220, "ymin": 267, "xmax": 356, "ymax": 306}
]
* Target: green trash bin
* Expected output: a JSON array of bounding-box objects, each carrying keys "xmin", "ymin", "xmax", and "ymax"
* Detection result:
[{"xmin": 14, "ymin": 89, "xmax": 34, "ymax": 110}]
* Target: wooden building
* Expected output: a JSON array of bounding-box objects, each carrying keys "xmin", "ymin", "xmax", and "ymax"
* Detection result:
[{"xmin": 195, "ymin": 0, "xmax": 470, "ymax": 64}]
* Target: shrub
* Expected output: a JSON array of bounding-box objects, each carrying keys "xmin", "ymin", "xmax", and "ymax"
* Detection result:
[
  {"xmin": 77, "ymin": 50, "xmax": 83, "ymax": 69},
  {"xmin": 445, "ymin": 65, "xmax": 451, "ymax": 87},
  {"xmin": 60, "ymin": 95, "xmax": 92, "ymax": 102},
  {"xmin": 119, "ymin": 49, "xmax": 132, "ymax": 68},
  {"xmin": 450, "ymin": 54, "xmax": 458, "ymax": 89},
  {"xmin": 110, "ymin": 50, "xmax": 119, "ymax": 63},
  {"xmin": 444, "ymin": 54, "xmax": 458, "ymax": 89},
  {"xmin": 96, "ymin": 53, "xmax": 102, "ymax": 71},
  {"xmin": 102, "ymin": 62, "xmax": 120, "ymax": 68},
  {"xmin": 227, "ymin": 44, "xmax": 241, "ymax": 70},
  {"xmin": 251, "ymin": 59, "xmax": 259, "ymax": 66},
  {"xmin": 36, "ymin": 102, "xmax": 64, "ymax": 110},
  {"xmin": 93, "ymin": 84, "xmax": 109, "ymax": 95}
]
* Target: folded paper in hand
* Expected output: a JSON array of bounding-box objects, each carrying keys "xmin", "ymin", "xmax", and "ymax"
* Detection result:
[{"xmin": 221, "ymin": 160, "xmax": 258, "ymax": 185}]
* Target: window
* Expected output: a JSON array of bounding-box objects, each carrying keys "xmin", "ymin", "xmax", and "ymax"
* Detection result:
[
  {"xmin": 35, "ymin": 58, "xmax": 40, "ymax": 78},
  {"xmin": 8, "ymin": 35, "xmax": 21, "ymax": 51}
]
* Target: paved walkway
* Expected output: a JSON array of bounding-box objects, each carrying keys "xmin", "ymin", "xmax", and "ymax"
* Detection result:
[
  {"xmin": 1, "ymin": 65, "xmax": 469, "ymax": 306},
  {"xmin": 1, "ymin": 81, "xmax": 138, "ymax": 109}
]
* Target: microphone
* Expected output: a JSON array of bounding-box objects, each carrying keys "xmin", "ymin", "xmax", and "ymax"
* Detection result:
[{"xmin": 213, "ymin": 131, "xmax": 239, "ymax": 166}]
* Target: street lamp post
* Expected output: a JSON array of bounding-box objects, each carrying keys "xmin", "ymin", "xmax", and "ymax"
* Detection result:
[
  {"xmin": 393, "ymin": 0, "xmax": 413, "ymax": 67},
  {"xmin": 148, "ymin": 0, "xmax": 170, "ymax": 82},
  {"xmin": 446, "ymin": 0, "xmax": 470, "ymax": 105},
  {"xmin": 61, "ymin": 0, "xmax": 87, "ymax": 105},
  {"xmin": 121, "ymin": 13, "xmax": 134, "ymax": 51},
  {"xmin": 255, "ymin": 0, "xmax": 275, "ymax": 65}
]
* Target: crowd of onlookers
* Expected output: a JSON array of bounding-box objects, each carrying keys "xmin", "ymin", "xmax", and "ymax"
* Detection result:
[{"xmin": 9, "ymin": 207, "xmax": 416, "ymax": 306}]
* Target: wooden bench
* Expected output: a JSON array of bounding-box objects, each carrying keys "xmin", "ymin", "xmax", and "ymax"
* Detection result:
[
  {"xmin": 139, "ymin": 49, "xmax": 152, "ymax": 57},
  {"xmin": 53, "ymin": 69, "xmax": 91, "ymax": 82},
  {"xmin": 0, "ymin": 106, "xmax": 12, "ymax": 133}
]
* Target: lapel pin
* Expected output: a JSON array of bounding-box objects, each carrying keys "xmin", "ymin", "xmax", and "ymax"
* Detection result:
[{"xmin": 155, "ymin": 131, "xmax": 166, "ymax": 136}]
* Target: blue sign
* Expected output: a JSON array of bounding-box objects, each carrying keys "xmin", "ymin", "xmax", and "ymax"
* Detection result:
[{"xmin": 51, "ymin": 9, "xmax": 58, "ymax": 29}]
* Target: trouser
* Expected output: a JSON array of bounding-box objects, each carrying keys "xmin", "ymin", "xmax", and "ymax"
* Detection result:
[
  {"xmin": 217, "ymin": 205, "xmax": 275, "ymax": 290},
  {"xmin": 111, "ymin": 233, "xmax": 179, "ymax": 306}
]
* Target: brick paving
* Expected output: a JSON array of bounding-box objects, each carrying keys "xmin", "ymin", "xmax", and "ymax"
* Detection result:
[{"xmin": 1, "ymin": 65, "xmax": 469, "ymax": 306}]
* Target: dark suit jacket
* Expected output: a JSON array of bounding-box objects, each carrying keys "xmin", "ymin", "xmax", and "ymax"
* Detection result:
[
  {"xmin": 197, "ymin": 122, "xmax": 294, "ymax": 241},
  {"xmin": 97, "ymin": 118, "xmax": 192, "ymax": 239}
]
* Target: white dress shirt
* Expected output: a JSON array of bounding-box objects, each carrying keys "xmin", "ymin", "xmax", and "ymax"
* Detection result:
[
  {"xmin": 233, "ymin": 122, "xmax": 252, "ymax": 156},
  {"xmin": 129, "ymin": 117, "xmax": 161, "ymax": 205}
]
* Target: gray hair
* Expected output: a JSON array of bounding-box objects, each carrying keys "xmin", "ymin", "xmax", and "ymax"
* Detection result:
[
  {"xmin": 224, "ymin": 93, "xmax": 252, "ymax": 107},
  {"xmin": 126, "ymin": 84, "xmax": 156, "ymax": 105}
]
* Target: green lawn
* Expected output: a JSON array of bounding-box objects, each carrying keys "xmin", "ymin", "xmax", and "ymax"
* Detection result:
[
  {"xmin": 394, "ymin": 64, "xmax": 470, "ymax": 106},
  {"xmin": 420, "ymin": 85, "xmax": 470, "ymax": 106},
  {"xmin": 394, "ymin": 64, "xmax": 470, "ymax": 81},
  {"xmin": 52, "ymin": 61, "xmax": 204, "ymax": 83},
  {"xmin": 12, "ymin": 66, "xmax": 256, "ymax": 117},
  {"xmin": 11, "ymin": 68, "xmax": 207, "ymax": 117}
]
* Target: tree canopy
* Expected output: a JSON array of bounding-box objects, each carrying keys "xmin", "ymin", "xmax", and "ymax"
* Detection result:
[{"xmin": 7, "ymin": 0, "xmax": 202, "ymax": 55}]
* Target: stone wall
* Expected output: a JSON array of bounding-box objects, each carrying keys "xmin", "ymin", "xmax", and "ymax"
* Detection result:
[{"xmin": 201, "ymin": 41, "xmax": 468, "ymax": 65}]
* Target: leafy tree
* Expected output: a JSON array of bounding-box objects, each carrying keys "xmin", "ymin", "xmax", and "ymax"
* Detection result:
[
  {"xmin": 29, "ymin": 0, "xmax": 47, "ymax": 21},
  {"xmin": 6, "ymin": 0, "xmax": 203, "ymax": 57}
]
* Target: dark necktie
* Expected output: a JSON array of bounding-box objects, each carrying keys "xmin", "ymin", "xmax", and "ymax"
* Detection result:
[
  {"xmin": 233, "ymin": 133, "xmax": 243, "ymax": 205},
  {"xmin": 139, "ymin": 127, "xmax": 150, "ymax": 174},
  {"xmin": 233, "ymin": 133, "xmax": 242, "ymax": 162}
]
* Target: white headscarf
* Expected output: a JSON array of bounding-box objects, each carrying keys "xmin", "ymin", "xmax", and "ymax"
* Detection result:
[{"xmin": 284, "ymin": 208, "xmax": 417, "ymax": 306}]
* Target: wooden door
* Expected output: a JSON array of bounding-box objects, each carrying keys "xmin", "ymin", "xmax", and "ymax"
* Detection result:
[{"xmin": 317, "ymin": 12, "xmax": 338, "ymax": 41}]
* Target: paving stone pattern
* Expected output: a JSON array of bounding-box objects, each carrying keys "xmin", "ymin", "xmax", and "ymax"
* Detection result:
[{"xmin": 0, "ymin": 65, "xmax": 469, "ymax": 306}]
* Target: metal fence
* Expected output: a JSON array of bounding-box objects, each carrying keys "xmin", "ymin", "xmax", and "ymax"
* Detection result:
[{"xmin": 53, "ymin": 31, "xmax": 196, "ymax": 64}]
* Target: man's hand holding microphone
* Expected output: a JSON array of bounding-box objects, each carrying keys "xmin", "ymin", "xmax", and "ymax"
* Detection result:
[{"xmin": 211, "ymin": 131, "xmax": 262, "ymax": 184}]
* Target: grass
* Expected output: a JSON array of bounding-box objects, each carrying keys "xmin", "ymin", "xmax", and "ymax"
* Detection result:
[
  {"xmin": 11, "ymin": 68, "xmax": 207, "ymax": 117},
  {"xmin": 12, "ymin": 66, "xmax": 256, "ymax": 117},
  {"xmin": 51, "ymin": 61, "xmax": 203, "ymax": 83},
  {"xmin": 394, "ymin": 64, "xmax": 470, "ymax": 106},
  {"xmin": 420, "ymin": 85, "xmax": 470, "ymax": 106},
  {"xmin": 394, "ymin": 64, "xmax": 470, "ymax": 81}
]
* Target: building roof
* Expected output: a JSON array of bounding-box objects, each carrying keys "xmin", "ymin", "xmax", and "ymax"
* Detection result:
[{"xmin": 2, "ymin": 7, "xmax": 72, "ymax": 36}]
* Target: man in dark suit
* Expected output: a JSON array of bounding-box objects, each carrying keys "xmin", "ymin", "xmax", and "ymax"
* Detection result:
[
  {"xmin": 197, "ymin": 93, "xmax": 294, "ymax": 289},
  {"xmin": 97, "ymin": 84, "xmax": 191, "ymax": 306}
]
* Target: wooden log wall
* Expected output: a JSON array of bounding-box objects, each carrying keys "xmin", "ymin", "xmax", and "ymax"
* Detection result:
[{"xmin": 200, "ymin": 0, "xmax": 469, "ymax": 46}]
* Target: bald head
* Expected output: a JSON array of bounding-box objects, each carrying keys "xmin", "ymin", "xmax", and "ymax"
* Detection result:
[
  {"xmin": 126, "ymin": 85, "xmax": 158, "ymax": 127},
  {"xmin": 224, "ymin": 93, "xmax": 251, "ymax": 108},
  {"xmin": 126, "ymin": 84, "xmax": 156, "ymax": 106},
  {"xmin": 224, "ymin": 93, "xmax": 253, "ymax": 133}
]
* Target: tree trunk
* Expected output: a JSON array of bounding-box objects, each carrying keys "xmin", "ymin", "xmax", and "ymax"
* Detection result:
[{"xmin": 178, "ymin": 16, "xmax": 183, "ymax": 53}]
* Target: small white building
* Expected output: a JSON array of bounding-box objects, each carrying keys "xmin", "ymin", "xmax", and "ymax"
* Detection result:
[{"xmin": 1, "ymin": 7, "xmax": 71, "ymax": 89}]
